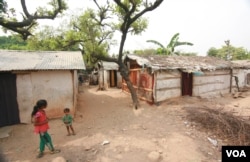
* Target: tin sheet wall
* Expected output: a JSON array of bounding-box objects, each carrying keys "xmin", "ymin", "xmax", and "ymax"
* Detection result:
[
  {"xmin": 193, "ymin": 70, "xmax": 231, "ymax": 97},
  {"xmin": 154, "ymin": 70, "xmax": 181, "ymax": 102}
]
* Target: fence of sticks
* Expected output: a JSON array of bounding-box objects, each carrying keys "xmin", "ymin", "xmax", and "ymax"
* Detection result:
[{"xmin": 185, "ymin": 106, "xmax": 250, "ymax": 145}]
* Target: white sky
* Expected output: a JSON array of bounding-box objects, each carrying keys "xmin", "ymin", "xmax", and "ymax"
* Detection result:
[{"xmin": 3, "ymin": 0, "xmax": 250, "ymax": 56}]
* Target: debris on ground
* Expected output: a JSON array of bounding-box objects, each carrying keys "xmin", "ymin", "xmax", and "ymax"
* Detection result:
[{"xmin": 185, "ymin": 106, "xmax": 250, "ymax": 145}]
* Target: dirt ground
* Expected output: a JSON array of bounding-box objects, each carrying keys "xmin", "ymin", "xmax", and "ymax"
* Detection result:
[{"xmin": 1, "ymin": 84, "xmax": 250, "ymax": 162}]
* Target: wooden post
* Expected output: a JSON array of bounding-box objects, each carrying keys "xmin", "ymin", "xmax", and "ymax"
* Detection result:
[
  {"xmin": 230, "ymin": 68, "xmax": 232, "ymax": 93},
  {"xmin": 111, "ymin": 70, "xmax": 115, "ymax": 87}
]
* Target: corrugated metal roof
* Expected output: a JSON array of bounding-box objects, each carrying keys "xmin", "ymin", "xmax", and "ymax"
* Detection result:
[
  {"xmin": 0, "ymin": 50, "xmax": 86, "ymax": 71},
  {"xmin": 98, "ymin": 61, "xmax": 119, "ymax": 70},
  {"xmin": 126, "ymin": 54, "xmax": 233, "ymax": 72}
]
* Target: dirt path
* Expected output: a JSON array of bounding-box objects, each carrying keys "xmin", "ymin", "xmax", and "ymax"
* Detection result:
[{"xmin": 4, "ymin": 84, "xmax": 249, "ymax": 162}]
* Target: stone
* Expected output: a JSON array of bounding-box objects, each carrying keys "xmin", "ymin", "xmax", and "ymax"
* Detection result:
[
  {"xmin": 51, "ymin": 156, "xmax": 67, "ymax": 162},
  {"xmin": 148, "ymin": 151, "xmax": 161, "ymax": 161}
]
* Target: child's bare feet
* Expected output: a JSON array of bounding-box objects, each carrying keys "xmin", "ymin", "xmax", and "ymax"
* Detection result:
[
  {"xmin": 36, "ymin": 152, "xmax": 44, "ymax": 158},
  {"xmin": 50, "ymin": 149, "xmax": 61, "ymax": 154}
]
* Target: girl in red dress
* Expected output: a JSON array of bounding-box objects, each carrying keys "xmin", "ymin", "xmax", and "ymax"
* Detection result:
[{"xmin": 31, "ymin": 99, "xmax": 60, "ymax": 158}]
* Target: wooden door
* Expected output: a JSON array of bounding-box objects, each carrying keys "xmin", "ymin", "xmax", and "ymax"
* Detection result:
[
  {"xmin": 182, "ymin": 72, "xmax": 193, "ymax": 96},
  {"xmin": 110, "ymin": 70, "xmax": 117, "ymax": 87},
  {"xmin": 0, "ymin": 73, "xmax": 20, "ymax": 127}
]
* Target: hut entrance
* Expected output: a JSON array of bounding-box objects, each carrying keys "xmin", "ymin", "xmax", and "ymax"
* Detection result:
[
  {"xmin": 247, "ymin": 73, "xmax": 250, "ymax": 85},
  {"xmin": 109, "ymin": 70, "xmax": 117, "ymax": 87},
  {"xmin": 181, "ymin": 72, "xmax": 193, "ymax": 96},
  {"xmin": 0, "ymin": 73, "xmax": 20, "ymax": 127}
]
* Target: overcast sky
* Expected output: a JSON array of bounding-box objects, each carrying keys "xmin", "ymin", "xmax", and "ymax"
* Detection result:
[{"xmin": 4, "ymin": 0, "xmax": 250, "ymax": 56}]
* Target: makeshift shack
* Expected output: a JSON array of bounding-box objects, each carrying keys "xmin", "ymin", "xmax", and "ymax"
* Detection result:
[
  {"xmin": 97, "ymin": 61, "xmax": 122, "ymax": 90},
  {"xmin": 0, "ymin": 50, "xmax": 85, "ymax": 126},
  {"xmin": 123, "ymin": 54, "xmax": 233, "ymax": 104},
  {"xmin": 232, "ymin": 60, "xmax": 250, "ymax": 91}
]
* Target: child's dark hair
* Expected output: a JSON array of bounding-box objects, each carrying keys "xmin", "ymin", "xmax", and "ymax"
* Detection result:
[
  {"xmin": 64, "ymin": 108, "xmax": 70, "ymax": 113},
  {"xmin": 31, "ymin": 99, "xmax": 47, "ymax": 117}
]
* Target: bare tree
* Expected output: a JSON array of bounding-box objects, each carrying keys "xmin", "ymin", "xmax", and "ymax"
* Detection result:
[{"xmin": 0, "ymin": 0, "xmax": 66, "ymax": 39}]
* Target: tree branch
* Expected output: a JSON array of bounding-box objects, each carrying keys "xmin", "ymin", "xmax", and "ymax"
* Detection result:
[
  {"xmin": 92, "ymin": 53, "xmax": 118, "ymax": 63},
  {"xmin": 0, "ymin": 0, "xmax": 66, "ymax": 39},
  {"xmin": 113, "ymin": 0, "xmax": 129, "ymax": 12},
  {"xmin": 131, "ymin": 0, "xmax": 163, "ymax": 22}
]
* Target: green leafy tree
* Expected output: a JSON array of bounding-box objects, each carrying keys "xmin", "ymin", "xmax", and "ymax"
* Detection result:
[
  {"xmin": 147, "ymin": 33, "xmax": 193, "ymax": 55},
  {"xmin": 0, "ymin": 0, "xmax": 66, "ymax": 39},
  {"xmin": 23, "ymin": 7, "xmax": 114, "ymax": 72},
  {"xmin": 207, "ymin": 45, "xmax": 250, "ymax": 60},
  {"xmin": 67, "ymin": 8, "xmax": 114, "ymax": 67},
  {"xmin": 0, "ymin": 35, "xmax": 27, "ymax": 50},
  {"xmin": 207, "ymin": 47, "xmax": 218, "ymax": 57},
  {"xmin": 26, "ymin": 7, "xmax": 114, "ymax": 68},
  {"xmin": 233, "ymin": 48, "xmax": 250, "ymax": 60},
  {"xmin": 26, "ymin": 25, "xmax": 78, "ymax": 51}
]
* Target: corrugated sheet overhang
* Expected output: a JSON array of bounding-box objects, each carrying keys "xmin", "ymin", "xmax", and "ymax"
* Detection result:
[{"xmin": 0, "ymin": 50, "xmax": 86, "ymax": 71}]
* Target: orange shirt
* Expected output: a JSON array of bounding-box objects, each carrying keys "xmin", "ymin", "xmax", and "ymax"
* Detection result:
[{"xmin": 34, "ymin": 110, "xmax": 49, "ymax": 134}]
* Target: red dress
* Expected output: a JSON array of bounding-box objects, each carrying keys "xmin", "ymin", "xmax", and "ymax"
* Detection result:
[{"xmin": 34, "ymin": 110, "xmax": 49, "ymax": 134}]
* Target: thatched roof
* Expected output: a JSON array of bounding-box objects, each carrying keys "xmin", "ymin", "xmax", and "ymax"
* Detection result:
[
  {"xmin": 231, "ymin": 60, "xmax": 250, "ymax": 69},
  {"xmin": 126, "ymin": 54, "xmax": 232, "ymax": 72}
]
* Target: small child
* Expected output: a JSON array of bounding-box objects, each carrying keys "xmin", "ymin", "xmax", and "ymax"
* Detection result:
[{"xmin": 62, "ymin": 108, "xmax": 76, "ymax": 136}]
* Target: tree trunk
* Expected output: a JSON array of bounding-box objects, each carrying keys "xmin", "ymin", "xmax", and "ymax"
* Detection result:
[
  {"xmin": 117, "ymin": 28, "xmax": 140, "ymax": 109},
  {"xmin": 119, "ymin": 62, "xmax": 140, "ymax": 109}
]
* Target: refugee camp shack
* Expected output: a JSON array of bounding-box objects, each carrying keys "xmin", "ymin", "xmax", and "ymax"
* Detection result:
[
  {"xmin": 97, "ymin": 61, "xmax": 122, "ymax": 90},
  {"xmin": 123, "ymin": 54, "xmax": 232, "ymax": 104},
  {"xmin": 89, "ymin": 68, "xmax": 99, "ymax": 85},
  {"xmin": 231, "ymin": 60, "xmax": 250, "ymax": 90},
  {"xmin": 0, "ymin": 50, "xmax": 85, "ymax": 127}
]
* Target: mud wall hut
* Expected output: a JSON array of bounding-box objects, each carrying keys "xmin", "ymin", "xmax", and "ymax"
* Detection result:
[
  {"xmin": 123, "ymin": 54, "xmax": 232, "ymax": 104},
  {"xmin": 97, "ymin": 61, "xmax": 122, "ymax": 90},
  {"xmin": 232, "ymin": 60, "xmax": 250, "ymax": 90},
  {"xmin": 0, "ymin": 50, "xmax": 85, "ymax": 126}
]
